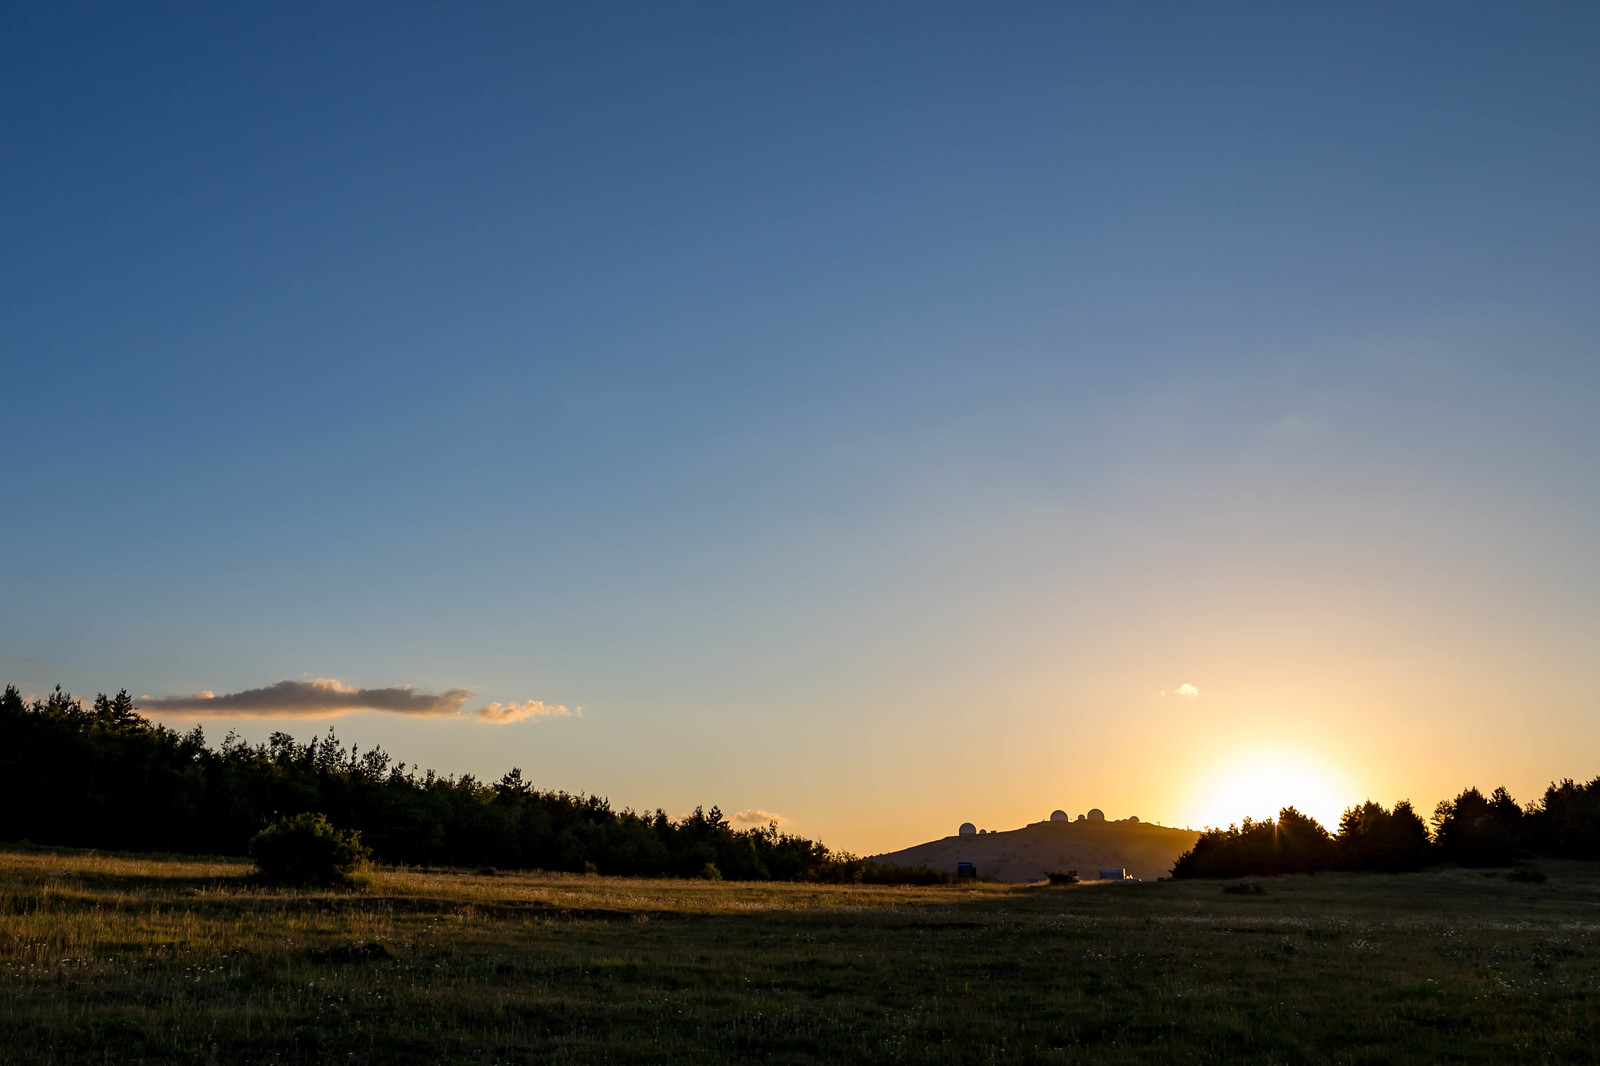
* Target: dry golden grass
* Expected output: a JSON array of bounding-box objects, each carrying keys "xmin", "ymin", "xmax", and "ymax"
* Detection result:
[{"xmin": 3, "ymin": 844, "xmax": 1599, "ymax": 1063}]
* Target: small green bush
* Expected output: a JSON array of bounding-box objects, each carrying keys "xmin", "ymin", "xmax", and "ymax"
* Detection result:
[
  {"xmin": 699, "ymin": 862, "xmax": 723, "ymax": 881},
  {"xmin": 249, "ymin": 813, "xmax": 369, "ymax": 885},
  {"xmin": 860, "ymin": 863, "xmax": 955, "ymax": 886}
]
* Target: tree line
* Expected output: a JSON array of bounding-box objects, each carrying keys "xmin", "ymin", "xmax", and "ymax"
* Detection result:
[
  {"xmin": 0, "ymin": 685, "xmax": 924, "ymax": 881},
  {"xmin": 1172, "ymin": 781, "xmax": 1600, "ymax": 878}
]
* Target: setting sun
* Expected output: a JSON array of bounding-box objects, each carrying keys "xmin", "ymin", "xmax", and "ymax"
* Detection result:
[{"xmin": 1188, "ymin": 749, "xmax": 1354, "ymax": 832}]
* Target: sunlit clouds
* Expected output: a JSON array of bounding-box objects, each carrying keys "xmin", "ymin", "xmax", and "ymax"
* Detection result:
[
  {"xmin": 730, "ymin": 808, "xmax": 787, "ymax": 827},
  {"xmin": 474, "ymin": 699, "xmax": 577, "ymax": 724},
  {"xmin": 1160, "ymin": 684, "xmax": 1200, "ymax": 698},
  {"xmin": 139, "ymin": 678, "xmax": 573, "ymax": 726},
  {"xmin": 139, "ymin": 679, "xmax": 471, "ymax": 717}
]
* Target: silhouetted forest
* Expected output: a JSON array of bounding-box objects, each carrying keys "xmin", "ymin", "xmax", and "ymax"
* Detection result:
[
  {"xmin": 1173, "ymin": 782, "xmax": 1600, "ymax": 878},
  {"xmin": 16, "ymin": 683, "xmax": 1598, "ymax": 883},
  {"xmin": 0, "ymin": 685, "xmax": 883, "ymax": 880}
]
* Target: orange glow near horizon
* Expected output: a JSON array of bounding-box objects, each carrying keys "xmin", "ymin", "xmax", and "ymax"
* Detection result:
[{"xmin": 1186, "ymin": 748, "xmax": 1354, "ymax": 833}]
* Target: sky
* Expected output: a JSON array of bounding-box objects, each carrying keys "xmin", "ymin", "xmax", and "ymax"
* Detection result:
[{"xmin": 4, "ymin": 3, "xmax": 1598, "ymax": 854}]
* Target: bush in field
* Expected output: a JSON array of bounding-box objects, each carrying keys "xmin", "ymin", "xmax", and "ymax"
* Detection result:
[
  {"xmin": 250, "ymin": 813, "xmax": 369, "ymax": 885},
  {"xmin": 863, "ymin": 863, "xmax": 955, "ymax": 885}
]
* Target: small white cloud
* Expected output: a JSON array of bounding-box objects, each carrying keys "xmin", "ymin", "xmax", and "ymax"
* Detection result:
[
  {"xmin": 472, "ymin": 700, "xmax": 577, "ymax": 725},
  {"xmin": 730, "ymin": 808, "xmax": 787, "ymax": 827},
  {"xmin": 1174, "ymin": 683, "xmax": 1199, "ymax": 698}
]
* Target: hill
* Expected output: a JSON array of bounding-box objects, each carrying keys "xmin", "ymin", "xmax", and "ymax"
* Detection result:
[{"xmin": 870, "ymin": 818, "xmax": 1201, "ymax": 882}]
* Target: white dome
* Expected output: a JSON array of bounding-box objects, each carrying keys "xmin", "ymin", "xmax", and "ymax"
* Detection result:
[
  {"xmin": 958, "ymin": 822, "xmax": 976, "ymax": 836},
  {"xmin": 1050, "ymin": 810, "xmax": 1068, "ymax": 822},
  {"xmin": 1087, "ymin": 808, "xmax": 1105, "ymax": 822}
]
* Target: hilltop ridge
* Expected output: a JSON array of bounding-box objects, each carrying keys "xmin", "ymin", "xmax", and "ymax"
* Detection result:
[{"xmin": 870, "ymin": 818, "xmax": 1200, "ymax": 882}]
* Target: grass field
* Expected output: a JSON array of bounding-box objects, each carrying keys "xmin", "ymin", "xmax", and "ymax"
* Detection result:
[{"xmin": 3, "ymin": 845, "xmax": 1598, "ymax": 1063}]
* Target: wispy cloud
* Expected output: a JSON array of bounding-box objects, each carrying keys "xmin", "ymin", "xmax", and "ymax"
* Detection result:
[
  {"xmin": 729, "ymin": 808, "xmax": 788, "ymax": 827},
  {"xmin": 140, "ymin": 678, "xmax": 575, "ymax": 725},
  {"xmin": 473, "ymin": 699, "xmax": 576, "ymax": 724},
  {"xmin": 1174, "ymin": 683, "xmax": 1199, "ymax": 698}
]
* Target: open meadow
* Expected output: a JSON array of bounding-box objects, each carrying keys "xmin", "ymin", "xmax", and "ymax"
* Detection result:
[{"xmin": 3, "ymin": 847, "xmax": 1599, "ymax": 1063}]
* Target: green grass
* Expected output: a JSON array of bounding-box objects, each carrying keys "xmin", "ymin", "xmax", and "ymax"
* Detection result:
[{"xmin": 3, "ymin": 845, "xmax": 1599, "ymax": 1063}]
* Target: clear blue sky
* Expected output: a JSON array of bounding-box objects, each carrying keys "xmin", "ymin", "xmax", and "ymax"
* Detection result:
[{"xmin": 5, "ymin": 3, "xmax": 1598, "ymax": 852}]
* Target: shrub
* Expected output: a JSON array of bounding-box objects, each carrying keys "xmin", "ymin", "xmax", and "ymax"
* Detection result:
[
  {"xmin": 699, "ymin": 862, "xmax": 723, "ymax": 881},
  {"xmin": 250, "ymin": 813, "xmax": 370, "ymax": 885},
  {"xmin": 859, "ymin": 863, "xmax": 955, "ymax": 886}
]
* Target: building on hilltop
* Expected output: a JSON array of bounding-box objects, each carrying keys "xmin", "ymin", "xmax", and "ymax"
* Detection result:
[
  {"xmin": 1050, "ymin": 809, "xmax": 1068, "ymax": 822},
  {"xmin": 958, "ymin": 822, "xmax": 976, "ymax": 836}
]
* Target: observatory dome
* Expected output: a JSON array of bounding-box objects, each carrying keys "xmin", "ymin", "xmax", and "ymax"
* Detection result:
[
  {"xmin": 1049, "ymin": 810, "xmax": 1068, "ymax": 822},
  {"xmin": 958, "ymin": 822, "xmax": 976, "ymax": 836},
  {"xmin": 1087, "ymin": 808, "xmax": 1105, "ymax": 822}
]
